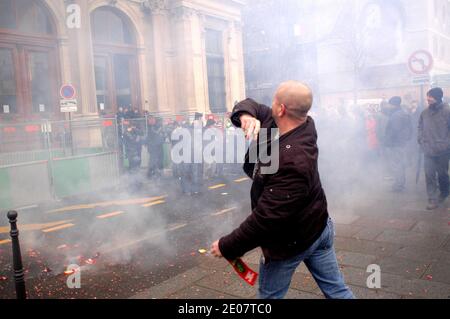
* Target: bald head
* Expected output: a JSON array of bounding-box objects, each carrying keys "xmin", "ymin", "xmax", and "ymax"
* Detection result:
[{"xmin": 274, "ymin": 81, "xmax": 313, "ymax": 120}]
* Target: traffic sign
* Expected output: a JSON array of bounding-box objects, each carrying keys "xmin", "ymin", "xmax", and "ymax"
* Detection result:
[
  {"xmin": 408, "ymin": 50, "xmax": 434, "ymax": 75},
  {"xmin": 433, "ymin": 74, "xmax": 450, "ymax": 87},
  {"xmin": 60, "ymin": 99, "xmax": 78, "ymax": 113},
  {"xmin": 412, "ymin": 74, "xmax": 431, "ymax": 85},
  {"xmin": 60, "ymin": 84, "xmax": 76, "ymax": 100}
]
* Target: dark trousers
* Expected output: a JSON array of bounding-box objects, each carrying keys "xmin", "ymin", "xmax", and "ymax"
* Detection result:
[
  {"xmin": 386, "ymin": 146, "xmax": 406, "ymax": 190},
  {"xmin": 424, "ymin": 154, "xmax": 450, "ymax": 202},
  {"xmin": 179, "ymin": 163, "xmax": 203, "ymax": 194}
]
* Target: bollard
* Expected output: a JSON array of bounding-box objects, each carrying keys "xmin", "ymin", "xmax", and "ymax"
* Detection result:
[{"xmin": 7, "ymin": 211, "xmax": 27, "ymax": 299}]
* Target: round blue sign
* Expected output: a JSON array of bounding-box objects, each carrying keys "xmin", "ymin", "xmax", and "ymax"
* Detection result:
[{"xmin": 60, "ymin": 85, "xmax": 76, "ymax": 99}]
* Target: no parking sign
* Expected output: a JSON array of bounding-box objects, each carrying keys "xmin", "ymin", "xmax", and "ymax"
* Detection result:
[
  {"xmin": 60, "ymin": 84, "xmax": 78, "ymax": 113},
  {"xmin": 408, "ymin": 50, "xmax": 434, "ymax": 85}
]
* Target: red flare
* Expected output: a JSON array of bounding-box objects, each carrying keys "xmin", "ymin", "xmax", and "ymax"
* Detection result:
[
  {"xmin": 85, "ymin": 258, "xmax": 96, "ymax": 265},
  {"xmin": 64, "ymin": 269, "xmax": 78, "ymax": 276},
  {"xmin": 228, "ymin": 258, "xmax": 258, "ymax": 286}
]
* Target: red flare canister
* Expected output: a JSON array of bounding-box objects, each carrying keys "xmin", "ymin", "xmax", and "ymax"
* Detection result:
[{"xmin": 228, "ymin": 258, "xmax": 258, "ymax": 286}]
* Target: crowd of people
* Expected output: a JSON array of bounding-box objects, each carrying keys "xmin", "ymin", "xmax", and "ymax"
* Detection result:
[
  {"xmin": 115, "ymin": 87, "xmax": 449, "ymax": 210},
  {"xmin": 313, "ymin": 87, "xmax": 449, "ymax": 210},
  {"xmin": 115, "ymin": 108, "xmax": 240, "ymax": 195}
]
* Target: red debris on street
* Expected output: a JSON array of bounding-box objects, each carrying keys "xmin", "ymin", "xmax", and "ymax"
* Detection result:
[
  {"xmin": 43, "ymin": 267, "xmax": 52, "ymax": 273},
  {"xmin": 28, "ymin": 249, "xmax": 39, "ymax": 258},
  {"xmin": 85, "ymin": 258, "xmax": 96, "ymax": 265}
]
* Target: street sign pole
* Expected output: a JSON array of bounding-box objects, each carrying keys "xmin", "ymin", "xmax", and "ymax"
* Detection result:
[
  {"xmin": 60, "ymin": 84, "xmax": 77, "ymax": 156},
  {"xmin": 407, "ymin": 50, "xmax": 433, "ymax": 187},
  {"xmin": 69, "ymin": 111, "xmax": 74, "ymax": 156},
  {"xmin": 421, "ymin": 84, "xmax": 425, "ymax": 108}
]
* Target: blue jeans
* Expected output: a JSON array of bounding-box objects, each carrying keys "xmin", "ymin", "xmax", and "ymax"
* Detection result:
[{"xmin": 258, "ymin": 218, "xmax": 354, "ymax": 299}]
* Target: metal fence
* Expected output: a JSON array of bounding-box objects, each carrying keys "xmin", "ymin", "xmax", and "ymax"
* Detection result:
[
  {"xmin": 0, "ymin": 113, "xmax": 235, "ymax": 210},
  {"xmin": 0, "ymin": 118, "xmax": 121, "ymax": 210},
  {"xmin": 117, "ymin": 113, "xmax": 233, "ymax": 169}
]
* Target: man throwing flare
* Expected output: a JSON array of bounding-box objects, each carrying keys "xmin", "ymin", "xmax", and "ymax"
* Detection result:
[{"xmin": 210, "ymin": 81, "xmax": 354, "ymax": 299}]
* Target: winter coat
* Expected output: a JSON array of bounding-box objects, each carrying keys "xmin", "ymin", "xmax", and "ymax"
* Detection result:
[
  {"xmin": 384, "ymin": 106, "xmax": 413, "ymax": 148},
  {"xmin": 418, "ymin": 102, "xmax": 450, "ymax": 156},
  {"xmin": 219, "ymin": 99, "xmax": 329, "ymax": 261}
]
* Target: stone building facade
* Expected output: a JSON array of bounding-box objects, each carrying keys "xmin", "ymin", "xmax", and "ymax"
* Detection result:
[{"xmin": 0, "ymin": 0, "xmax": 246, "ymax": 122}]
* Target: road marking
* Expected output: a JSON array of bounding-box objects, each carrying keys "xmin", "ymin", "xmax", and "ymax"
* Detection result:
[
  {"xmin": 13, "ymin": 205, "xmax": 38, "ymax": 211},
  {"xmin": 167, "ymin": 223, "xmax": 188, "ymax": 231},
  {"xmin": 141, "ymin": 200, "xmax": 166, "ymax": 208},
  {"xmin": 211, "ymin": 207, "xmax": 237, "ymax": 216},
  {"xmin": 234, "ymin": 177, "xmax": 249, "ymax": 183},
  {"xmin": 0, "ymin": 220, "xmax": 74, "ymax": 234},
  {"xmin": 209, "ymin": 184, "xmax": 226, "ymax": 190},
  {"xmin": 97, "ymin": 211, "xmax": 125, "ymax": 219},
  {"xmin": 47, "ymin": 195, "xmax": 167, "ymax": 213},
  {"xmin": 42, "ymin": 223, "xmax": 75, "ymax": 233},
  {"xmin": 103, "ymin": 223, "xmax": 188, "ymax": 253},
  {"xmin": 0, "ymin": 239, "xmax": 11, "ymax": 246}
]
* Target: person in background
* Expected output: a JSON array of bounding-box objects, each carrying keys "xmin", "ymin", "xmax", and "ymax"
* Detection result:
[
  {"xmin": 123, "ymin": 124, "xmax": 144, "ymax": 192},
  {"xmin": 418, "ymin": 88, "xmax": 450, "ymax": 210},
  {"xmin": 170, "ymin": 122, "xmax": 183, "ymax": 181},
  {"xmin": 178, "ymin": 120, "xmax": 193, "ymax": 195},
  {"xmin": 203, "ymin": 118, "xmax": 217, "ymax": 180},
  {"xmin": 191, "ymin": 113, "xmax": 204, "ymax": 195},
  {"xmin": 116, "ymin": 107, "xmax": 126, "ymax": 122},
  {"xmin": 376, "ymin": 100, "xmax": 391, "ymax": 180},
  {"xmin": 384, "ymin": 96, "xmax": 413, "ymax": 192},
  {"xmin": 116, "ymin": 107, "xmax": 127, "ymax": 171},
  {"xmin": 125, "ymin": 107, "xmax": 135, "ymax": 119},
  {"xmin": 146, "ymin": 118, "xmax": 165, "ymax": 179},
  {"xmin": 133, "ymin": 108, "xmax": 141, "ymax": 119},
  {"xmin": 123, "ymin": 125, "xmax": 143, "ymax": 172},
  {"xmin": 405, "ymin": 100, "xmax": 423, "ymax": 167}
]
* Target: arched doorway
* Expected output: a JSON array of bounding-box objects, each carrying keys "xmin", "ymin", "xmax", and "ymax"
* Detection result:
[
  {"xmin": 0, "ymin": 0, "xmax": 59, "ymax": 120},
  {"xmin": 91, "ymin": 7, "xmax": 141, "ymax": 116}
]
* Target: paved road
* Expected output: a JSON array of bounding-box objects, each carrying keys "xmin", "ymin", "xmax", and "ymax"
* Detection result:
[
  {"xmin": 1, "ymin": 171, "xmax": 450, "ymax": 299},
  {"xmin": 0, "ymin": 173, "xmax": 252, "ymax": 298}
]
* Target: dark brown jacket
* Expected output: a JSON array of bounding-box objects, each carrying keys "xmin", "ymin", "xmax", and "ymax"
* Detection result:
[
  {"xmin": 219, "ymin": 99, "xmax": 329, "ymax": 261},
  {"xmin": 418, "ymin": 102, "xmax": 450, "ymax": 156}
]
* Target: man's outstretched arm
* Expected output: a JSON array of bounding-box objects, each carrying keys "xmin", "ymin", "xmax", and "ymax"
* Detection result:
[{"xmin": 231, "ymin": 98, "xmax": 273, "ymax": 140}]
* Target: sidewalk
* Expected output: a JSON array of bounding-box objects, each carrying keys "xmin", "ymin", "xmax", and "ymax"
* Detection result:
[{"xmin": 131, "ymin": 190, "xmax": 450, "ymax": 299}]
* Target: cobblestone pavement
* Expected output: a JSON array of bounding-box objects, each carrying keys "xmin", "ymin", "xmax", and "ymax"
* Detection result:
[{"xmin": 132, "ymin": 186, "xmax": 450, "ymax": 299}]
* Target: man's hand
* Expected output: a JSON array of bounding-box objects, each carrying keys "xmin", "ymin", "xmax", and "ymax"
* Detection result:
[
  {"xmin": 240, "ymin": 114, "xmax": 261, "ymax": 141},
  {"xmin": 210, "ymin": 240, "xmax": 223, "ymax": 258}
]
